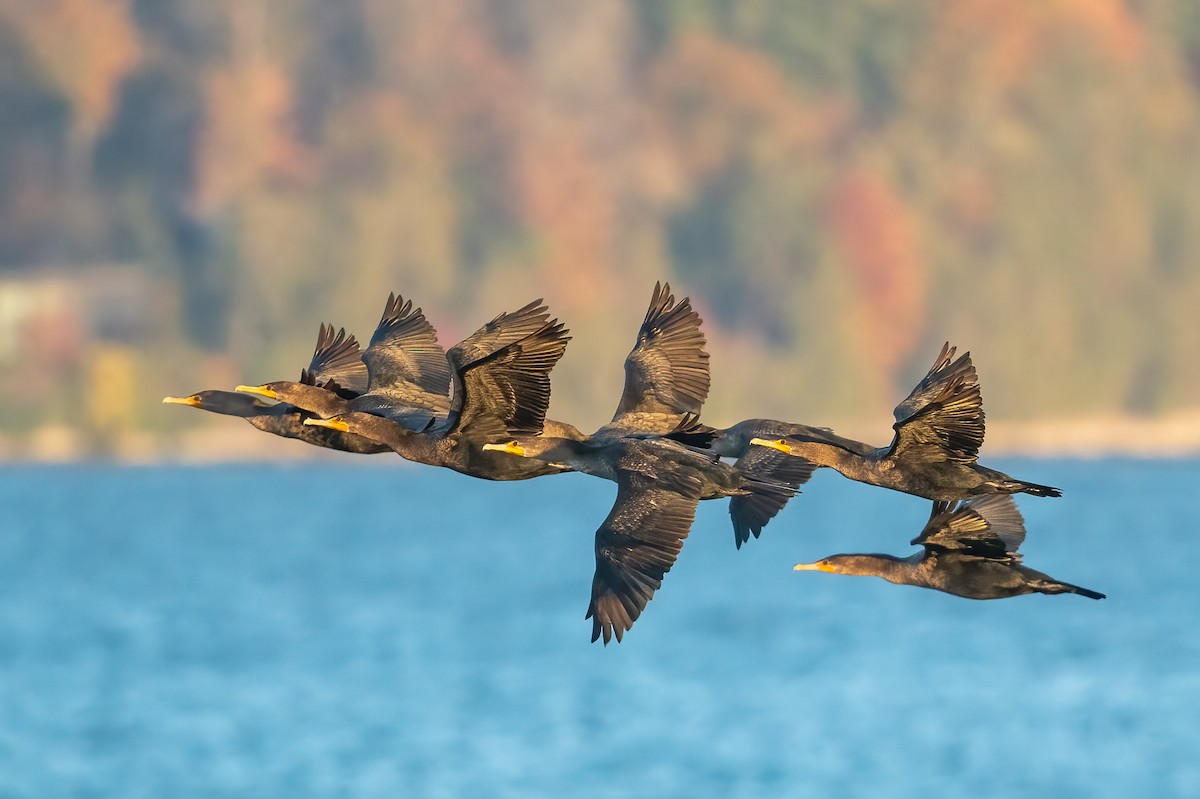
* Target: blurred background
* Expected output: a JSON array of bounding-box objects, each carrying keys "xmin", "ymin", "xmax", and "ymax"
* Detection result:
[{"xmin": 1, "ymin": 0, "xmax": 1198, "ymax": 460}]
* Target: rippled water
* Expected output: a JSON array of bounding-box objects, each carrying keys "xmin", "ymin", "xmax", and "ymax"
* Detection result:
[{"xmin": 0, "ymin": 459, "xmax": 1194, "ymax": 798}]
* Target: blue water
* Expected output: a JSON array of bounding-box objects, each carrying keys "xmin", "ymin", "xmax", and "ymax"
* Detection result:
[{"xmin": 0, "ymin": 459, "xmax": 1195, "ymax": 798}]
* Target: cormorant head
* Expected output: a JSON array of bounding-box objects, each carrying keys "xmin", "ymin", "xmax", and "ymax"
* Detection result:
[
  {"xmin": 303, "ymin": 415, "xmax": 350, "ymax": 433},
  {"xmin": 237, "ymin": 380, "xmax": 348, "ymax": 417},
  {"xmin": 794, "ymin": 554, "xmax": 885, "ymax": 576},
  {"xmin": 235, "ymin": 382, "xmax": 282, "ymax": 400},
  {"xmin": 163, "ymin": 390, "xmax": 273, "ymax": 417},
  {"xmin": 162, "ymin": 393, "xmax": 203, "ymax": 408},
  {"xmin": 793, "ymin": 558, "xmax": 840, "ymax": 574},
  {"xmin": 749, "ymin": 437, "xmax": 798, "ymax": 456},
  {"xmin": 482, "ymin": 440, "xmax": 527, "ymax": 457}
]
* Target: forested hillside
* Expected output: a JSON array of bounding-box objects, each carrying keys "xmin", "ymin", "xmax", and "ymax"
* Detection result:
[{"xmin": 1, "ymin": 1, "xmax": 1198, "ymax": 454}]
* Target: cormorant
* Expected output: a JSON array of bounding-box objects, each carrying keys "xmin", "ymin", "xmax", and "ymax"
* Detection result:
[
  {"xmin": 240, "ymin": 299, "xmax": 571, "ymax": 478},
  {"xmin": 744, "ymin": 343, "xmax": 1061, "ymax": 501},
  {"xmin": 581, "ymin": 282, "xmax": 811, "ymax": 545},
  {"xmin": 481, "ymin": 434, "xmax": 797, "ymax": 643},
  {"xmin": 162, "ymin": 324, "xmax": 389, "ymax": 454},
  {"xmin": 793, "ymin": 494, "xmax": 1104, "ymax": 600},
  {"xmin": 300, "ymin": 305, "xmax": 573, "ymax": 480}
]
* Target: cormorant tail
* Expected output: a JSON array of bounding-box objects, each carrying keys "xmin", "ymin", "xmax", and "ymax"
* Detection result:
[
  {"xmin": 1012, "ymin": 480, "xmax": 1063, "ymax": 498},
  {"xmin": 1035, "ymin": 580, "xmax": 1105, "ymax": 600}
]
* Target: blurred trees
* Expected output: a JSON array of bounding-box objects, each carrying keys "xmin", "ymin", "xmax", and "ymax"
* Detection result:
[{"xmin": 1, "ymin": 0, "xmax": 1198, "ymax": 439}]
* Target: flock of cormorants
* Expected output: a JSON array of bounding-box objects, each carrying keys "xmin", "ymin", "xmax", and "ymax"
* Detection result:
[{"xmin": 164, "ymin": 283, "xmax": 1104, "ymax": 644}]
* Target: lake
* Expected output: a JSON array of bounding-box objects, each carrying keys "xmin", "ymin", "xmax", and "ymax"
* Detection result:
[{"xmin": 0, "ymin": 459, "xmax": 1194, "ymax": 798}]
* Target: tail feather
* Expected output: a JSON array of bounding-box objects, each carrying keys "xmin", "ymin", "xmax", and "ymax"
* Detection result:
[
  {"xmin": 1017, "ymin": 479, "xmax": 1065, "ymax": 499},
  {"xmin": 1036, "ymin": 580, "xmax": 1106, "ymax": 600},
  {"xmin": 1005, "ymin": 479, "xmax": 1062, "ymax": 498}
]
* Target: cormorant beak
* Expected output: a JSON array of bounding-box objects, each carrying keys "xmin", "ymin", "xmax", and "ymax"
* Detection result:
[
  {"xmin": 482, "ymin": 441, "xmax": 526, "ymax": 457},
  {"xmin": 304, "ymin": 417, "xmax": 350, "ymax": 433},
  {"xmin": 750, "ymin": 437, "xmax": 794, "ymax": 455},
  {"xmin": 162, "ymin": 395, "xmax": 200, "ymax": 407},
  {"xmin": 235, "ymin": 384, "xmax": 277, "ymax": 399},
  {"xmin": 793, "ymin": 561, "xmax": 836, "ymax": 573}
]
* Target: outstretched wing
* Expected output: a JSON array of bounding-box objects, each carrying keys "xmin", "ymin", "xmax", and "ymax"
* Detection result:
[
  {"xmin": 587, "ymin": 470, "xmax": 702, "ymax": 645},
  {"xmin": 447, "ymin": 299, "xmax": 553, "ymax": 371},
  {"xmin": 886, "ymin": 343, "xmax": 985, "ymax": 464},
  {"xmin": 728, "ymin": 447, "xmax": 817, "ymax": 548},
  {"xmin": 299, "ymin": 323, "xmax": 368, "ymax": 396},
  {"xmin": 608, "ymin": 281, "xmax": 710, "ymax": 434},
  {"xmin": 446, "ymin": 317, "xmax": 571, "ymax": 440},
  {"xmin": 912, "ymin": 494, "xmax": 1026, "ymax": 559},
  {"xmin": 361, "ymin": 293, "xmax": 451, "ymax": 399}
]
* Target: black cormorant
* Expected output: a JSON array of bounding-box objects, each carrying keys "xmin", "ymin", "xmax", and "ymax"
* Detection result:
[
  {"xmin": 579, "ymin": 282, "xmax": 811, "ymax": 545},
  {"xmin": 244, "ymin": 300, "xmax": 572, "ymax": 479},
  {"xmin": 302, "ymin": 306, "xmax": 573, "ymax": 480},
  {"xmin": 163, "ymin": 324, "xmax": 389, "ymax": 454},
  {"xmin": 744, "ymin": 343, "xmax": 1061, "ymax": 501},
  {"xmin": 481, "ymin": 434, "xmax": 797, "ymax": 643},
  {"xmin": 793, "ymin": 494, "xmax": 1104, "ymax": 600}
]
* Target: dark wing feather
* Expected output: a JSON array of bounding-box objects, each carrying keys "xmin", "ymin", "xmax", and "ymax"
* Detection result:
[
  {"xmin": 447, "ymin": 299, "xmax": 552, "ymax": 369},
  {"xmin": 728, "ymin": 448, "xmax": 816, "ymax": 548},
  {"xmin": 346, "ymin": 394, "xmax": 441, "ymax": 432},
  {"xmin": 361, "ymin": 293, "xmax": 451, "ymax": 398},
  {"xmin": 443, "ymin": 299, "xmax": 555, "ymax": 434},
  {"xmin": 913, "ymin": 495, "xmax": 1026, "ymax": 559},
  {"xmin": 299, "ymin": 323, "xmax": 368, "ymax": 396},
  {"xmin": 887, "ymin": 343, "xmax": 984, "ymax": 464},
  {"xmin": 447, "ymin": 319, "xmax": 571, "ymax": 440},
  {"xmin": 610, "ymin": 281, "xmax": 710, "ymax": 431},
  {"xmin": 587, "ymin": 470, "xmax": 702, "ymax": 645},
  {"xmin": 964, "ymin": 494, "xmax": 1026, "ymax": 552}
]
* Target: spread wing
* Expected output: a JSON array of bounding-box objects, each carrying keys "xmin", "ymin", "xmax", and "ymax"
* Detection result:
[
  {"xmin": 912, "ymin": 495, "xmax": 1026, "ymax": 559},
  {"xmin": 587, "ymin": 470, "xmax": 702, "ymax": 645},
  {"xmin": 886, "ymin": 343, "xmax": 984, "ymax": 464},
  {"xmin": 446, "ymin": 299, "xmax": 553, "ymax": 371},
  {"xmin": 608, "ymin": 281, "xmax": 710, "ymax": 434},
  {"xmin": 728, "ymin": 447, "xmax": 816, "ymax": 548},
  {"xmin": 446, "ymin": 317, "xmax": 571, "ymax": 440},
  {"xmin": 299, "ymin": 323, "xmax": 368, "ymax": 396},
  {"xmin": 361, "ymin": 293, "xmax": 451, "ymax": 399}
]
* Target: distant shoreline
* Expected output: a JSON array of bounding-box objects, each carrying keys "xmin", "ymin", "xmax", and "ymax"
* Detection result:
[{"xmin": 5, "ymin": 410, "xmax": 1200, "ymax": 463}]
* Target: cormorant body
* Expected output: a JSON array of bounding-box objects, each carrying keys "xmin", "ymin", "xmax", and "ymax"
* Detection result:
[
  {"xmin": 251, "ymin": 301, "xmax": 573, "ymax": 480},
  {"xmin": 747, "ymin": 343, "xmax": 1061, "ymax": 501},
  {"xmin": 163, "ymin": 324, "xmax": 388, "ymax": 454},
  {"xmin": 482, "ymin": 434, "xmax": 797, "ymax": 643},
  {"xmin": 794, "ymin": 494, "xmax": 1103, "ymax": 600}
]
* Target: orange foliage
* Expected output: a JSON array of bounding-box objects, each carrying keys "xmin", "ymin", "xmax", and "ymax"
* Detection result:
[
  {"xmin": 195, "ymin": 58, "xmax": 306, "ymax": 213},
  {"xmin": 362, "ymin": 0, "xmax": 522, "ymax": 148},
  {"xmin": 514, "ymin": 119, "xmax": 622, "ymax": 301},
  {"xmin": 825, "ymin": 170, "xmax": 925, "ymax": 378},
  {"xmin": 935, "ymin": 0, "xmax": 1144, "ymax": 92},
  {"xmin": 649, "ymin": 33, "xmax": 844, "ymax": 181}
]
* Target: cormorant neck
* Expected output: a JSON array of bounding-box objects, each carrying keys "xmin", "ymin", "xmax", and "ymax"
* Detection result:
[
  {"xmin": 827, "ymin": 553, "xmax": 920, "ymax": 586},
  {"xmin": 782, "ymin": 438, "xmax": 863, "ymax": 470},
  {"xmin": 268, "ymin": 382, "xmax": 352, "ymax": 418},
  {"xmin": 340, "ymin": 412, "xmax": 433, "ymax": 457},
  {"xmin": 518, "ymin": 436, "xmax": 590, "ymax": 466}
]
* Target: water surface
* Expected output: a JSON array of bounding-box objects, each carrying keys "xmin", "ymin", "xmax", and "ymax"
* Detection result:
[{"xmin": 0, "ymin": 460, "xmax": 1194, "ymax": 798}]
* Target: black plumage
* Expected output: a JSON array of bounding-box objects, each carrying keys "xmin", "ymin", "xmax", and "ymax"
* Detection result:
[
  {"xmin": 482, "ymin": 435, "xmax": 796, "ymax": 643},
  {"xmin": 744, "ymin": 343, "xmax": 1062, "ymax": 501},
  {"xmin": 163, "ymin": 323, "xmax": 388, "ymax": 454},
  {"xmin": 254, "ymin": 301, "xmax": 573, "ymax": 480},
  {"xmin": 794, "ymin": 495, "xmax": 1104, "ymax": 600}
]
